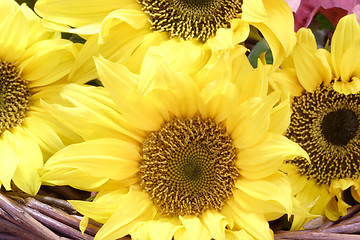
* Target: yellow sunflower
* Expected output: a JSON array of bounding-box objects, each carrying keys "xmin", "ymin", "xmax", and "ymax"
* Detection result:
[
  {"xmin": 271, "ymin": 14, "xmax": 360, "ymax": 229},
  {"xmin": 40, "ymin": 46, "xmax": 308, "ymax": 240},
  {"xmin": 0, "ymin": 0, "xmax": 83, "ymax": 195},
  {"xmin": 34, "ymin": 0, "xmax": 296, "ymax": 83}
]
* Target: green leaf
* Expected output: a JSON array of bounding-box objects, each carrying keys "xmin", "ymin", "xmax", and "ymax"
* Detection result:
[
  {"xmin": 315, "ymin": 13, "xmax": 335, "ymax": 32},
  {"xmin": 248, "ymin": 40, "xmax": 273, "ymax": 68}
]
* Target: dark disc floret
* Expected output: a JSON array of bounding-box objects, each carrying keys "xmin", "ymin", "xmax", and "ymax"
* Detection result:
[{"xmin": 286, "ymin": 86, "xmax": 360, "ymax": 184}]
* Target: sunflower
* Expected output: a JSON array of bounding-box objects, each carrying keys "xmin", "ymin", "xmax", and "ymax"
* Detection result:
[
  {"xmin": 0, "ymin": 0, "xmax": 83, "ymax": 195},
  {"xmin": 40, "ymin": 46, "xmax": 308, "ymax": 240},
  {"xmin": 271, "ymin": 14, "xmax": 360, "ymax": 229},
  {"xmin": 34, "ymin": 0, "xmax": 296, "ymax": 83}
]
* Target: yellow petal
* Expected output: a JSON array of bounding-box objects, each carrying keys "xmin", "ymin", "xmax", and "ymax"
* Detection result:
[
  {"xmin": 292, "ymin": 43, "xmax": 328, "ymax": 92},
  {"xmin": 269, "ymin": 90, "xmax": 291, "ymax": 134},
  {"xmin": 95, "ymin": 56, "xmax": 164, "ymax": 131},
  {"xmin": 20, "ymin": 39, "xmax": 76, "ymax": 87},
  {"xmin": 139, "ymin": 55, "xmax": 199, "ymax": 119},
  {"xmin": 0, "ymin": 7, "xmax": 28, "ymax": 61},
  {"xmin": 146, "ymin": 219, "xmax": 182, "ymax": 240},
  {"xmin": 42, "ymin": 169, "xmax": 110, "ymax": 191},
  {"xmin": 269, "ymin": 68, "xmax": 303, "ymax": 97},
  {"xmin": 207, "ymin": 19, "xmax": 249, "ymax": 51},
  {"xmin": 144, "ymin": 39, "xmax": 212, "ymax": 76},
  {"xmin": 11, "ymin": 128, "xmax": 43, "ymax": 195},
  {"xmin": 237, "ymin": 132, "xmax": 308, "ymax": 179},
  {"xmin": 331, "ymin": 14, "xmax": 360, "ymax": 78},
  {"xmin": 35, "ymin": 0, "xmax": 131, "ymax": 29},
  {"xmin": 179, "ymin": 216, "xmax": 211, "ymax": 240},
  {"xmin": 19, "ymin": 3, "xmax": 59, "ymax": 45},
  {"xmin": 234, "ymin": 172, "xmax": 292, "ymax": 217},
  {"xmin": 222, "ymin": 199, "xmax": 273, "ymax": 240},
  {"xmin": 0, "ymin": 131, "xmax": 19, "ymax": 190},
  {"xmin": 99, "ymin": 8, "xmax": 151, "ymax": 64},
  {"xmin": 41, "ymin": 84, "xmax": 143, "ymax": 143},
  {"xmin": 340, "ymin": 40, "xmax": 360, "ymax": 81},
  {"xmin": 199, "ymin": 80, "xmax": 239, "ymax": 122},
  {"xmin": 0, "ymin": 0, "xmax": 18, "ymax": 24},
  {"xmin": 95, "ymin": 187, "xmax": 157, "ymax": 240},
  {"xmin": 201, "ymin": 210, "xmax": 228, "ymax": 240},
  {"xmin": 296, "ymin": 28, "xmax": 317, "ymax": 50},
  {"xmin": 227, "ymin": 92, "xmax": 279, "ymax": 149},
  {"xmin": 243, "ymin": 0, "xmax": 296, "ymax": 67},
  {"xmin": 225, "ymin": 229, "xmax": 255, "ymax": 240},
  {"xmin": 23, "ymin": 111, "xmax": 71, "ymax": 159},
  {"xmin": 231, "ymin": 46, "xmax": 268, "ymax": 101},
  {"xmin": 333, "ymin": 77, "xmax": 360, "ymax": 95},
  {"xmin": 43, "ymin": 138, "xmax": 140, "ymax": 181},
  {"xmin": 69, "ymin": 189, "xmax": 126, "ymax": 224},
  {"xmin": 290, "ymin": 180, "xmax": 328, "ymax": 230},
  {"xmin": 68, "ymin": 34, "xmax": 99, "ymax": 84}
]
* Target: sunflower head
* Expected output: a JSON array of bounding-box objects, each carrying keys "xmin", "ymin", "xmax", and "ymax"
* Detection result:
[
  {"xmin": 0, "ymin": 0, "xmax": 83, "ymax": 195},
  {"xmin": 35, "ymin": 0, "xmax": 296, "ymax": 85},
  {"xmin": 273, "ymin": 14, "xmax": 360, "ymax": 229},
  {"xmin": 39, "ymin": 46, "xmax": 309, "ymax": 239}
]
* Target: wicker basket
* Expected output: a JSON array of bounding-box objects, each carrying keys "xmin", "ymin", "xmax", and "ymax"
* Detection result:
[
  {"xmin": 274, "ymin": 205, "xmax": 360, "ymax": 240},
  {"xmin": 3, "ymin": 186, "xmax": 360, "ymax": 240},
  {"xmin": 0, "ymin": 186, "xmax": 104, "ymax": 240}
]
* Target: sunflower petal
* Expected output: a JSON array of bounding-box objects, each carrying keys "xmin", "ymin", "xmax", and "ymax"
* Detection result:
[
  {"xmin": 201, "ymin": 210, "xmax": 228, "ymax": 240},
  {"xmin": 331, "ymin": 14, "xmax": 360, "ymax": 78},
  {"xmin": 0, "ymin": 7, "xmax": 28, "ymax": 61},
  {"xmin": 35, "ymin": 0, "xmax": 128, "ymax": 28},
  {"xmin": 242, "ymin": 0, "xmax": 296, "ymax": 67},
  {"xmin": 340, "ymin": 40, "xmax": 360, "ymax": 81},
  {"xmin": 227, "ymin": 92, "xmax": 280, "ymax": 149},
  {"xmin": 0, "ymin": 131, "xmax": 19, "ymax": 190},
  {"xmin": 179, "ymin": 215, "xmax": 211, "ymax": 240},
  {"xmin": 94, "ymin": 56, "xmax": 164, "ymax": 131},
  {"xmin": 41, "ymin": 84, "xmax": 143, "ymax": 143},
  {"xmin": 69, "ymin": 189, "xmax": 127, "ymax": 224},
  {"xmin": 292, "ymin": 43, "xmax": 328, "ymax": 92},
  {"xmin": 146, "ymin": 219, "xmax": 182, "ymax": 240},
  {"xmin": 236, "ymin": 132, "xmax": 309, "ymax": 179},
  {"xmin": 296, "ymin": 28, "xmax": 317, "ymax": 50},
  {"xmin": 43, "ymin": 138, "xmax": 140, "ymax": 181},
  {"xmin": 234, "ymin": 172, "xmax": 292, "ymax": 217},
  {"xmin": 11, "ymin": 129, "xmax": 43, "ymax": 195},
  {"xmin": 222, "ymin": 199, "xmax": 273, "ymax": 240},
  {"xmin": 95, "ymin": 187, "xmax": 157, "ymax": 240}
]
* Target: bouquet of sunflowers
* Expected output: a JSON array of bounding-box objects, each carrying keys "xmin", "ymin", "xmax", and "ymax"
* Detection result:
[{"xmin": 2, "ymin": 0, "xmax": 360, "ymax": 239}]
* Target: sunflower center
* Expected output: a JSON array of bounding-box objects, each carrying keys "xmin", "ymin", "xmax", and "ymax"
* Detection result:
[
  {"xmin": 286, "ymin": 86, "xmax": 360, "ymax": 184},
  {"xmin": 138, "ymin": 0, "xmax": 242, "ymax": 42},
  {"xmin": 0, "ymin": 59, "xmax": 31, "ymax": 134},
  {"xmin": 139, "ymin": 115, "xmax": 238, "ymax": 216},
  {"xmin": 321, "ymin": 109, "xmax": 358, "ymax": 145}
]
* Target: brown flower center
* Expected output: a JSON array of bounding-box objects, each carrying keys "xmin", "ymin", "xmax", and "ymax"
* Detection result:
[
  {"xmin": 138, "ymin": 0, "xmax": 242, "ymax": 42},
  {"xmin": 139, "ymin": 115, "xmax": 238, "ymax": 216},
  {"xmin": 0, "ymin": 59, "xmax": 31, "ymax": 134},
  {"xmin": 286, "ymin": 86, "xmax": 360, "ymax": 184}
]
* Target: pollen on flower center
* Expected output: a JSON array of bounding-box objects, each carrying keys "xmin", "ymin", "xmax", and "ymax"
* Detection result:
[
  {"xmin": 138, "ymin": 0, "xmax": 242, "ymax": 42},
  {"xmin": 0, "ymin": 59, "xmax": 31, "ymax": 134},
  {"xmin": 286, "ymin": 86, "xmax": 360, "ymax": 184},
  {"xmin": 139, "ymin": 115, "xmax": 239, "ymax": 216}
]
